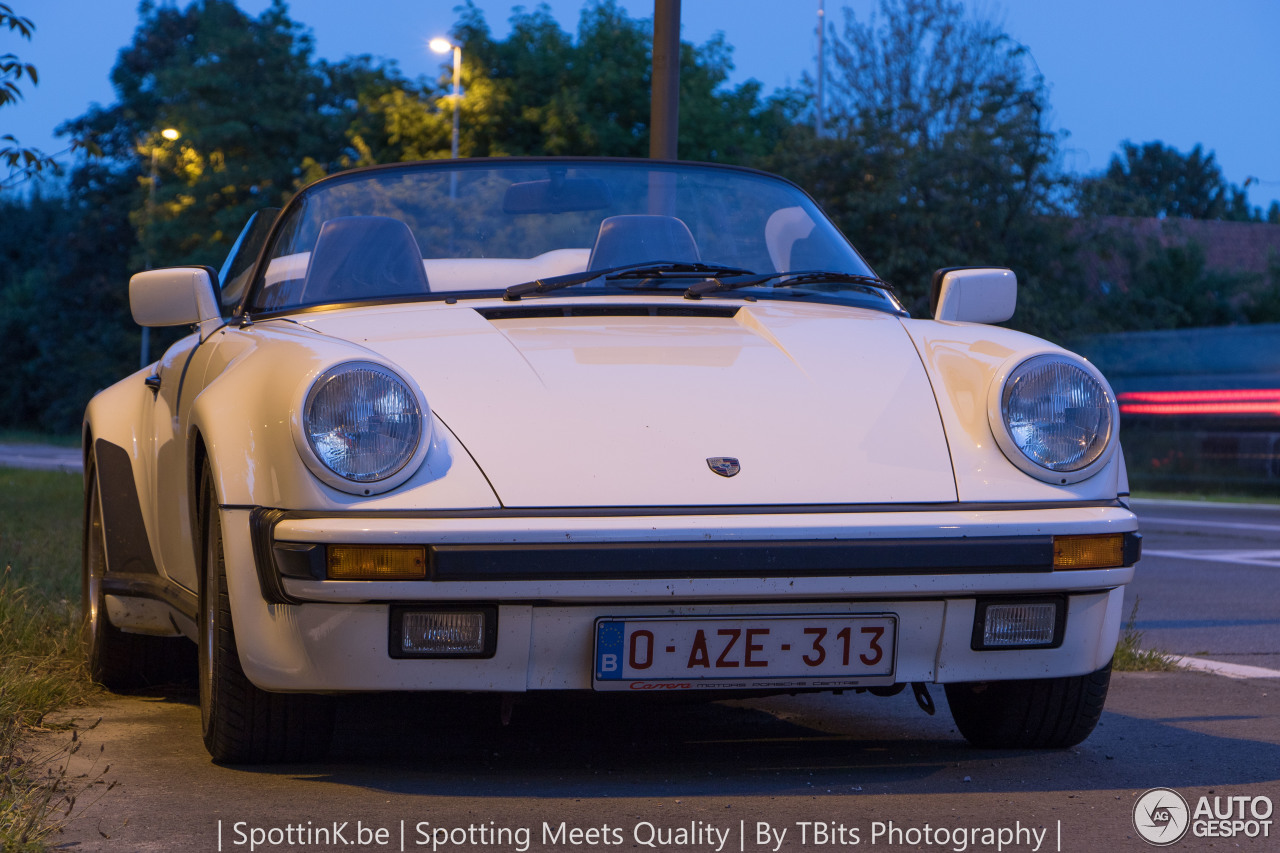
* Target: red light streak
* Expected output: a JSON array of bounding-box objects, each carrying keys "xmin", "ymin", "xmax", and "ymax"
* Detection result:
[{"xmin": 1117, "ymin": 389, "xmax": 1280, "ymax": 416}]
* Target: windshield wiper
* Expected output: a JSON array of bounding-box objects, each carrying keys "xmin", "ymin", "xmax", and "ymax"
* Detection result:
[
  {"xmin": 503, "ymin": 261, "xmax": 756, "ymax": 301},
  {"xmin": 684, "ymin": 269, "xmax": 891, "ymax": 299}
]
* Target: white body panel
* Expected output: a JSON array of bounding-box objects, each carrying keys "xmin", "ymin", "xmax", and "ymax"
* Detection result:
[
  {"xmin": 932, "ymin": 267, "xmax": 1017, "ymax": 324},
  {"xmin": 86, "ymin": 294, "xmax": 1137, "ymax": 695},
  {"xmin": 299, "ymin": 300, "xmax": 957, "ymax": 506},
  {"xmin": 900, "ymin": 318, "xmax": 1125, "ymax": 502},
  {"xmin": 129, "ymin": 267, "xmax": 221, "ymax": 327},
  {"xmin": 217, "ymin": 505, "xmax": 1131, "ymax": 692}
]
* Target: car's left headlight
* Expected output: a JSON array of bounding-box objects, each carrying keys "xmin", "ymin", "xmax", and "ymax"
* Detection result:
[
  {"xmin": 295, "ymin": 361, "xmax": 431, "ymax": 495},
  {"xmin": 988, "ymin": 353, "xmax": 1118, "ymax": 484}
]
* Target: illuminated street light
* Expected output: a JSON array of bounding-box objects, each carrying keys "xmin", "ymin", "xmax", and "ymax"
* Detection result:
[
  {"xmin": 142, "ymin": 127, "xmax": 181, "ymax": 367},
  {"xmin": 146, "ymin": 127, "xmax": 181, "ymax": 273},
  {"xmin": 429, "ymin": 37, "xmax": 461, "ymax": 160}
]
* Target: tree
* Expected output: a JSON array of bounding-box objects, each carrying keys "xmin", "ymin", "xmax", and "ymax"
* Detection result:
[
  {"xmin": 322, "ymin": 55, "xmax": 450, "ymax": 167},
  {"xmin": 675, "ymin": 33, "xmax": 797, "ymax": 164},
  {"xmin": 0, "ymin": 0, "xmax": 413, "ymax": 431},
  {"xmin": 445, "ymin": 0, "xmax": 795, "ymax": 162},
  {"xmin": 1, "ymin": 2, "xmax": 59, "ymax": 179},
  {"xmin": 1094, "ymin": 239, "xmax": 1246, "ymax": 331},
  {"xmin": 0, "ymin": 166, "xmax": 140, "ymax": 431},
  {"xmin": 49, "ymin": 0, "xmax": 794, "ymax": 273},
  {"xmin": 1079, "ymin": 140, "xmax": 1262, "ymax": 222},
  {"xmin": 59, "ymin": 0, "xmax": 385, "ymax": 269},
  {"xmin": 765, "ymin": 0, "xmax": 1088, "ymax": 337}
]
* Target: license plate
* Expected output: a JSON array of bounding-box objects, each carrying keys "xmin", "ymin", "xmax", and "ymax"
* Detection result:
[{"xmin": 593, "ymin": 614, "xmax": 897, "ymax": 691}]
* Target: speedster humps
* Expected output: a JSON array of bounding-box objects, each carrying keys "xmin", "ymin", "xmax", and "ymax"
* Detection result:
[{"xmin": 82, "ymin": 158, "xmax": 1139, "ymax": 763}]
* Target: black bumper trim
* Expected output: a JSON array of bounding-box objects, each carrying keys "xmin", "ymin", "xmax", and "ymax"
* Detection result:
[
  {"xmin": 230, "ymin": 498, "xmax": 1128, "ymax": 519},
  {"xmin": 251, "ymin": 508, "xmax": 304, "ymax": 604},
  {"xmin": 1123, "ymin": 531, "xmax": 1143, "ymax": 566},
  {"xmin": 248, "ymin": 507, "xmax": 1140, "ymax": 605},
  {"xmin": 100, "ymin": 572, "xmax": 198, "ymax": 622},
  {"xmin": 427, "ymin": 537, "xmax": 1055, "ymax": 581}
]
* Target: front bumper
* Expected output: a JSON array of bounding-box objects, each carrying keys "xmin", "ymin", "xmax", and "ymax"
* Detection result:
[{"xmin": 220, "ymin": 503, "xmax": 1138, "ymax": 693}]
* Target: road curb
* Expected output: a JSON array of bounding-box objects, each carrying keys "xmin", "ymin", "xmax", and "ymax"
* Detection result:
[{"xmin": 1170, "ymin": 654, "xmax": 1280, "ymax": 679}]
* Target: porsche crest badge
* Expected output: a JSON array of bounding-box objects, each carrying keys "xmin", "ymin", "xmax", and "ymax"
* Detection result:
[{"xmin": 707, "ymin": 457, "xmax": 741, "ymax": 477}]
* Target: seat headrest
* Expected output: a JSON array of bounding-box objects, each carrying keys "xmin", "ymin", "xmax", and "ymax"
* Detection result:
[
  {"xmin": 587, "ymin": 215, "xmax": 700, "ymax": 270},
  {"xmin": 302, "ymin": 216, "xmax": 428, "ymax": 304}
]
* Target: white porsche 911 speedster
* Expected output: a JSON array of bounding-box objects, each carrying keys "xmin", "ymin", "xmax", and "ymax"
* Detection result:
[{"xmin": 82, "ymin": 158, "xmax": 1140, "ymax": 763}]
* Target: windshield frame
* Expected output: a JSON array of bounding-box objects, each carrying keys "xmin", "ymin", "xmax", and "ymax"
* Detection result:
[{"xmin": 233, "ymin": 157, "xmax": 887, "ymax": 320}]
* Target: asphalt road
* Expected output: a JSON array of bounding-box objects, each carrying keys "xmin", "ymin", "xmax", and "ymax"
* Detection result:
[
  {"xmin": 37, "ymin": 673, "xmax": 1280, "ymax": 853},
  {"xmin": 1128, "ymin": 498, "xmax": 1280, "ymax": 672},
  {"xmin": 0, "ymin": 441, "xmax": 82, "ymax": 473}
]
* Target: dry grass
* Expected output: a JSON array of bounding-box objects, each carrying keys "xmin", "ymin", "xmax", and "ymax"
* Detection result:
[
  {"xmin": 1112, "ymin": 597, "xmax": 1183, "ymax": 672},
  {"xmin": 0, "ymin": 466, "xmax": 101, "ymax": 850}
]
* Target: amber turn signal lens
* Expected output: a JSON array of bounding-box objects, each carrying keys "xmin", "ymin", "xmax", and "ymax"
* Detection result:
[
  {"xmin": 327, "ymin": 545, "xmax": 427, "ymax": 580},
  {"xmin": 1052, "ymin": 534, "xmax": 1124, "ymax": 569}
]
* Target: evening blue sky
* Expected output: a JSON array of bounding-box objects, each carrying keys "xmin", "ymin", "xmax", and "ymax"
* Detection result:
[{"xmin": 6, "ymin": 0, "xmax": 1280, "ymax": 210}]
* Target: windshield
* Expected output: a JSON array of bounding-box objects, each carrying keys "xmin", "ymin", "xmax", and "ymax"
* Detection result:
[{"xmin": 245, "ymin": 159, "xmax": 888, "ymax": 314}]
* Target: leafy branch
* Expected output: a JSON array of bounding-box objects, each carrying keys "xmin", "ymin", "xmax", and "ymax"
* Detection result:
[{"xmin": 1, "ymin": 3, "xmax": 61, "ymax": 179}]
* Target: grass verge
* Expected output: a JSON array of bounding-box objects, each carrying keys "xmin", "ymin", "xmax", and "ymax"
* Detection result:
[
  {"xmin": 0, "ymin": 466, "xmax": 98, "ymax": 851},
  {"xmin": 1130, "ymin": 489, "xmax": 1280, "ymax": 505},
  {"xmin": 1112, "ymin": 597, "xmax": 1183, "ymax": 672}
]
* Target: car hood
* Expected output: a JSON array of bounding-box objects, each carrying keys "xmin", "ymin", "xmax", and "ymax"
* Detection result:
[{"xmin": 299, "ymin": 299, "xmax": 957, "ymax": 507}]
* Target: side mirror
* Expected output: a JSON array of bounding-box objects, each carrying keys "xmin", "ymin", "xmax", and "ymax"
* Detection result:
[
  {"xmin": 130, "ymin": 266, "xmax": 221, "ymax": 327},
  {"xmin": 930, "ymin": 267, "xmax": 1016, "ymax": 324}
]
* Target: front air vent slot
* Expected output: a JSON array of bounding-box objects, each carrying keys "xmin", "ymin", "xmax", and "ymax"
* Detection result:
[{"xmin": 476, "ymin": 305, "xmax": 740, "ymax": 321}]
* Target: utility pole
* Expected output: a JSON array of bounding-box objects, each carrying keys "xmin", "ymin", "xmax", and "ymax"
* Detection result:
[
  {"xmin": 816, "ymin": 0, "xmax": 825, "ymax": 138},
  {"xmin": 429, "ymin": 37, "xmax": 463, "ymax": 198},
  {"xmin": 650, "ymin": 0, "xmax": 680, "ymax": 160},
  {"xmin": 142, "ymin": 128, "xmax": 179, "ymax": 368}
]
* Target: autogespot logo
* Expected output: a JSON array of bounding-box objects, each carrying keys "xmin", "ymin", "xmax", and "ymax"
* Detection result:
[{"xmin": 1134, "ymin": 788, "xmax": 1190, "ymax": 846}]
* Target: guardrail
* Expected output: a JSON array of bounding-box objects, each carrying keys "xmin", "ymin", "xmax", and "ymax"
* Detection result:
[{"xmin": 1072, "ymin": 324, "xmax": 1280, "ymax": 494}]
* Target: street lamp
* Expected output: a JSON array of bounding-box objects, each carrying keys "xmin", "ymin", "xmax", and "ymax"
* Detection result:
[
  {"xmin": 147, "ymin": 128, "xmax": 181, "ymax": 272},
  {"xmin": 142, "ymin": 127, "xmax": 180, "ymax": 367},
  {"xmin": 429, "ymin": 37, "xmax": 461, "ymax": 160},
  {"xmin": 816, "ymin": 0, "xmax": 825, "ymax": 138}
]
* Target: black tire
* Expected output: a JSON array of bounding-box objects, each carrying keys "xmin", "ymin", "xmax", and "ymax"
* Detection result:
[
  {"xmin": 82, "ymin": 458, "xmax": 191, "ymax": 689},
  {"xmin": 198, "ymin": 468, "xmax": 333, "ymax": 764},
  {"xmin": 944, "ymin": 661, "xmax": 1112, "ymax": 749}
]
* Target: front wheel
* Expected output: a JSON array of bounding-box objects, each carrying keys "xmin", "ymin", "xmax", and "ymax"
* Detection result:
[
  {"xmin": 198, "ymin": 468, "xmax": 332, "ymax": 763},
  {"xmin": 944, "ymin": 661, "xmax": 1112, "ymax": 749}
]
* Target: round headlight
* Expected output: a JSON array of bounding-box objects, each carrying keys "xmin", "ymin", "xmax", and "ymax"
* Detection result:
[
  {"xmin": 993, "ymin": 354, "xmax": 1116, "ymax": 482},
  {"xmin": 303, "ymin": 363, "xmax": 422, "ymax": 484}
]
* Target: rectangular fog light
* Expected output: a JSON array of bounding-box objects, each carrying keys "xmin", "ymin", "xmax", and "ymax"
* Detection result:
[
  {"xmin": 973, "ymin": 599, "xmax": 1064, "ymax": 650},
  {"xmin": 327, "ymin": 545, "xmax": 427, "ymax": 580},
  {"xmin": 390, "ymin": 606, "xmax": 496, "ymax": 659}
]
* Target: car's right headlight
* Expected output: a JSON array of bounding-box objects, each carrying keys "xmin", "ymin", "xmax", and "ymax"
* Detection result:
[
  {"xmin": 988, "ymin": 353, "xmax": 1118, "ymax": 484},
  {"xmin": 294, "ymin": 361, "xmax": 430, "ymax": 495}
]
